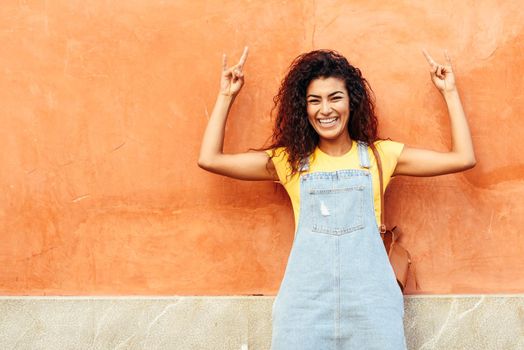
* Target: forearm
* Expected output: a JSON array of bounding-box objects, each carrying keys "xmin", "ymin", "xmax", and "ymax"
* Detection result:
[
  {"xmin": 198, "ymin": 93, "xmax": 236, "ymax": 164},
  {"xmin": 442, "ymin": 89, "xmax": 476, "ymax": 165}
]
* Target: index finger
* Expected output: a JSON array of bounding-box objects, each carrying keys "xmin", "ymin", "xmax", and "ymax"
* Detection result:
[
  {"xmin": 222, "ymin": 53, "xmax": 227, "ymax": 72},
  {"xmin": 422, "ymin": 48, "xmax": 438, "ymax": 69},
  {"xmin": 444, "ymin": 49, "xmax": 453, "ymax": 66},
  {"xmin": 237, "ymin": 46, "xmax": 249, "ymax": 68}
]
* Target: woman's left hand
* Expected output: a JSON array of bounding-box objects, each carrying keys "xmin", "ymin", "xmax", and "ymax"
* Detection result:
[
  {"xmin": 422, "ymin": 49, "xmax": 456, "ymax": 93},
  {"xmin": 392, "ymin": 48, "xmax": 476, "ymax": 177}
]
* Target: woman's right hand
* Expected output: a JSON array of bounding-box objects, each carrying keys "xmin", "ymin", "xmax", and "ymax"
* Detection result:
[
  {"xmin": 219, "ymin": 46, "xmax": 249, "ymax": 97},
  {"xmin": 199, "ymin": 45, "xmax": 277, "ymax": 181}
]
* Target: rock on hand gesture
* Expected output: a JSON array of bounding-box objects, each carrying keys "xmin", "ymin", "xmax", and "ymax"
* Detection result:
[
  {"xmin": 422, "ymin": 49, "xmax": 457, "ymax": 93},
  {"xmin": 220, "ymin": 46, "xmax": 249, "ymax": 97}
]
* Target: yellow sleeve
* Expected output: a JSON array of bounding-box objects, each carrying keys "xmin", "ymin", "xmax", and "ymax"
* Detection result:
[
  {"xmin": 264, "ymin": 147, "xmax": 290, "ymax": 184},
  {"xmin": 375, "ymin": 139, "xmax": 405, "ymax": 181}
]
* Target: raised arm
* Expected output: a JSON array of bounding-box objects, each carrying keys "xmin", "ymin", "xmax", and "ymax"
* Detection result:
[
  {"xmin": 197, "ymin": 47, "xmax": 278, "ymax": 181},
  {"xmin": 393, "ymin": 49, "xmax": 476, "ymax": 177}
]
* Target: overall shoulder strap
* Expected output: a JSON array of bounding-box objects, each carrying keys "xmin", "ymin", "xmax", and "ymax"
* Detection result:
[
  {"xmin": 298, "ymin": 153, "xmax": 312, "ymax": 172},
  {"xmin": 357, "ymin": 141, "xmax": 370, "ymax": 168}
]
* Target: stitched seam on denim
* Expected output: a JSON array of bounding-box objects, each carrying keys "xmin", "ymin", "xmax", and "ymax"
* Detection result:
[
  {"xmin": 335, "ymin": 237, "xmax": 340, "ymax": 347},
  {"xmin": 310, "ymin": 185, "xmax": 365, "ymax": 235},
  {"xmin": 294, "ymin": 175, "xmax": 311, "ymax": 240},
  {"xmin": 309, "ymin": 185, "xmax": 364, "ymax": 194},
  {"xmin": 312, "ymin": 224, "xmax": 365, "ymax": 235},
  {"xmin": 301, "ymin": 169, "xmax": 368, "ymax": 180},
  {"xmin": 357, "ymin": 141, "xmax": 370, "ymax": 168}
]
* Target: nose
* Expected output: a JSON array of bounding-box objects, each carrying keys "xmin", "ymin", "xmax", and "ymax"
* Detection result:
[{"xmin": 320, "ymin": 100, "xmax": 331, "ymax": 115}]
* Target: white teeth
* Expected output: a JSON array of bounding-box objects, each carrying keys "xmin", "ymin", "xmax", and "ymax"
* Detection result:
[{"xmin": 318, "ymin": 117, "xmax": 338, "ymax": 125}]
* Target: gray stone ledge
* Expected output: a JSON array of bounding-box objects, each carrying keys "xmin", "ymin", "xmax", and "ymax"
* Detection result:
[{"xmin": 0, "ymin": 295, "xmax": 522, "ymax": 349}]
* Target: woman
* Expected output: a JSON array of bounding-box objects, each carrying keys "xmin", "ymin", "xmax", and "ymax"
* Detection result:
[{"xmin": 198, "ymin": 47, "xmax": 475, "ymax": 349}]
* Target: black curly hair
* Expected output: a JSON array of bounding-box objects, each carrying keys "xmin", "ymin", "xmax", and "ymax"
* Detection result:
[{"xmin": 260, "ymin": 49, "xmax": 380, "ymax": 181}]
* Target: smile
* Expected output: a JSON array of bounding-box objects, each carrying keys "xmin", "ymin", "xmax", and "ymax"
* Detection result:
[{"xmin": 317, "ymin": 117, "xmax": 339, "ymax": 127}]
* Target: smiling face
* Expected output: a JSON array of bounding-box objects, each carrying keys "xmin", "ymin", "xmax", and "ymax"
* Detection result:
[{"xmin": 306, "ymin": 76, "xmax": 351, "ymax": 144}]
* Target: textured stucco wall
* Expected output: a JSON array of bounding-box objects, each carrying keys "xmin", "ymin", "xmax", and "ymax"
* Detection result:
[{"xmin": 1, "ymin": 1, "xmax": 523, "ymax": 295}]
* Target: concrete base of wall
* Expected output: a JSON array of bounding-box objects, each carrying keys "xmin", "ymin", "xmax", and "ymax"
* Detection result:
[{"xmin": 0, "ymin": 295, "xmax": 522, "ymax": 349}]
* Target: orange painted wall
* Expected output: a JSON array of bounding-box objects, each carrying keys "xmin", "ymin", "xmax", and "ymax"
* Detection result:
[{"xmin": 1, "ymin": 1, "xmax": 523, "ymax": 295}]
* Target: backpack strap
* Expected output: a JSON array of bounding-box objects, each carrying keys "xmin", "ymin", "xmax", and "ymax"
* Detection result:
[{"xmin": 369, "ymin": 142, "xmax": 386, "ymax": 234}]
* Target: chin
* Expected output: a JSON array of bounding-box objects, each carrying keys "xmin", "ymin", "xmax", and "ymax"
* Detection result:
[{"xmin": 315, "ymin": 128, "xmax": 345, "ymax": 140}]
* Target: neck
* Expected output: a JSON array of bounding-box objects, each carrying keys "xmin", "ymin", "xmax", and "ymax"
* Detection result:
[{"xmin": 318, "ymin": 136, "xmax": 353, "ymax": 156}]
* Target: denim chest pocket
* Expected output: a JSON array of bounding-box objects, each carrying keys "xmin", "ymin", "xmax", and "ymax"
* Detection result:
[{"xmin": 307, "ymin": 185, "xmax": 365, "ymax": 235}]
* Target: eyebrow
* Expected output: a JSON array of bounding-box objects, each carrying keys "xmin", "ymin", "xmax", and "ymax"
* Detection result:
[{"xmin": 307, "ymin": 91, "xmax": 345, "ymax": 98}]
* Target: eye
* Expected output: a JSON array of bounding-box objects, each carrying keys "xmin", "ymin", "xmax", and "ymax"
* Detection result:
[
  {"xmin": 308, "ymin": 99, "xmax": 320, "ymax": 104},
  {"xmin": 332, "ymin": 96, "xmax": 343, "ymax": 101}
]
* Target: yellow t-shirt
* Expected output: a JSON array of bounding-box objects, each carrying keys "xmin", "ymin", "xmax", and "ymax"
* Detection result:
[{"xmin": 265, "ymin": 139, "xmax": 404, "ymax": 234}]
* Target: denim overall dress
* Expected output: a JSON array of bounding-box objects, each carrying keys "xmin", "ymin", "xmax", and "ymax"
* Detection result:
[{"xmin": 270, "ymin": 141, "xmax": 406, "ymax": 350}]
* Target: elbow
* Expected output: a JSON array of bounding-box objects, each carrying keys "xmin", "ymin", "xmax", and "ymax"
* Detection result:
[
  {"xmin": 197, "ymin": 157, "xmax": 211, "ymax": 170},
  {"xmin": 198, "ymin": 156, "xmax": 218, "ymax": 171},
  {"xmin": 462, "ymin": 156, "xmax": 477, "ymax": 170}
]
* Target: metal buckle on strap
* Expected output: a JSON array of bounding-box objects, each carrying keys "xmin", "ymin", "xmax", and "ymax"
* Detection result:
[{"xmin": 298, "ymin": 157, "xmax": 309, "ymax": 172}]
